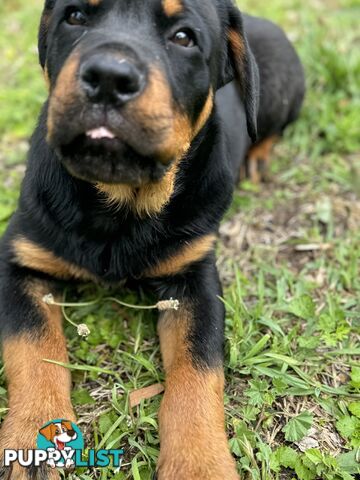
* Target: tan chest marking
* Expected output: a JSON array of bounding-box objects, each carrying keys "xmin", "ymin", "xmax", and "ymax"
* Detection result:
[
  {"xmin": 146, "ymin": 234, "xmax": 216, "ymax": 278},
  {"xmin": 12, "ymin": 237, "xmax": 94, "ymax": 282}
]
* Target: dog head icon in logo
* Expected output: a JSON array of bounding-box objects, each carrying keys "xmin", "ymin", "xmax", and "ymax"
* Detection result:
[
  {"xmin": 37, "ymin": 419, "xmax": 84, "ymax": 469},
  {"xmin": 39, "ymin": 420, "xmax": 77, "ymax": 450}
]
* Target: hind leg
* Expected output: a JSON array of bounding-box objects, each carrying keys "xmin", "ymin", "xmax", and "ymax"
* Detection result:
[{"xmin": 246, "ymin": 135, "xmax": 279, "ymax": 183}]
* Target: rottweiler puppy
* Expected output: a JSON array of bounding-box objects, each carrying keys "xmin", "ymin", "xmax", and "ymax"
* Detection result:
[{"xmin": 0, "ymin": 0, "xmax": 304, "ymax": 478}]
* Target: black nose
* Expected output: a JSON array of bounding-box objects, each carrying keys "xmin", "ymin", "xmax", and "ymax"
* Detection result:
[{"xmin": 80, "ymin": 55, "xmax": 145, "ymax": 105}]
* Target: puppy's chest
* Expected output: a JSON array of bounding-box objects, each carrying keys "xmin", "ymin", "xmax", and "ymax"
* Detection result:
[
  {"xmin": 12, "ymin": 234, "xmax": 156, "ymax": 283},
  {"xmin": 12, "ymin": 230, "xmax": 215, "ymax": 284}
]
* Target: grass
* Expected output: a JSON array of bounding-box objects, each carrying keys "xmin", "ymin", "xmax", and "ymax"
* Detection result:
[{"xmin": 0, "ymin": 0, "xmax": 360, "ymax": 478}]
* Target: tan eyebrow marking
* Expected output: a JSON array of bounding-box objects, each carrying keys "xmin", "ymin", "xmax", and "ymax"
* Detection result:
[{"xmin": 162, "ymin": 0, "xmax": 183, "ymax": 17}]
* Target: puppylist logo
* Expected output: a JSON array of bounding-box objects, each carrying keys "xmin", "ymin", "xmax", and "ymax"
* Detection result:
[{"xmin": 4, "ymin": 419, "xmax": 124, "ymax": 470}]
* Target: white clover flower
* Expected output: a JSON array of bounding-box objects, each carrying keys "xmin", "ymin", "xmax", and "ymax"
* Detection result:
[
  {"xmin": 42, "ymin": 293, "xmax": 55, "ymax": 305},
  {"xmin": 77, "ymin": 324, "xmax": 91, "ymax": 337},
  {"xmin": 157, "ymin": 298, "xmax": 180, "ymax": 311}
]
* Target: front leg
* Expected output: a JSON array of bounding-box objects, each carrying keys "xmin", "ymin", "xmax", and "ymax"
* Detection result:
[
  {"xmin": 0, "ymin": 262, "xmax": 75, "ymax": 479},
  {"xmin": 154, "ymin": 256, "xmax": 239, "ymax": 480}
]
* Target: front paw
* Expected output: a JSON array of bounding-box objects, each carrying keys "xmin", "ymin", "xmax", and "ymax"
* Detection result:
[
  {"xmin": 0, "ymin": 422, "xmax": 61, "ymax": 479},
  {"xmin": 0, "ymin": 463, "xmax": 60, "ymax": 480},
  {"xmin": 0, "ymin": 411, "xmax": 74, "ymax": 479},
  {"xmin": 156, "ymin": 448, "xmax": 240, "ymax": 480}
]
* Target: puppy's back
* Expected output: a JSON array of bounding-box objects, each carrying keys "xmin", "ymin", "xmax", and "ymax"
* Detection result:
[{"xmin": 244, "ymin": 14, "xmax": 306, "ymax": 140}]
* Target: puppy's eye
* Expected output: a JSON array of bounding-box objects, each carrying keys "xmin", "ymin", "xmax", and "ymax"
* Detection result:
[
  {"xmin": 65, "ymin": 8, "xmax": 87, "ymax": 26},
  {"xmin": 170, "ymin": 29, "xmax": 196, "ymax": 48}
]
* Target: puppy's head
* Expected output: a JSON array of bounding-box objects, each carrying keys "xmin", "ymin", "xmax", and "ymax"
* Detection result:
[{"xmin": 39, "ymin": 0, "xmax": 258, "ymax": 187}]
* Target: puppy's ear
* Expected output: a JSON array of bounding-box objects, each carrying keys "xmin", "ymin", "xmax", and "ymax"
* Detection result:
[
  {"xmin": 38, "ymin": 0, "xmax": 56, "ymax": 69},
  {"xmin": 39, "ymin": 423, "xmax": 56, "ymax": 441},
  {"xmin": 62, "ymin": 420, "xmax": 73, "ymax": 431},
  {"xmin": 220, "ymin": 4, "xmax": 259, "ymax": 142}
]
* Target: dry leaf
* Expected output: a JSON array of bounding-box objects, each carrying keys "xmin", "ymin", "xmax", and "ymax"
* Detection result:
[{"xmin": 129, "ymin": 383, "xmax": 165, "ymax": 408}]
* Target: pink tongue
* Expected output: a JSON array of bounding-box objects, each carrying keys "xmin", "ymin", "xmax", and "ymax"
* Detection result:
[
  {"xmin": 56, "ymin": 440, "xmax": 65, "ymax": 450},
  {"xmin": 86, "ymin": 127, "xmax": 115, "ymax": 140}
]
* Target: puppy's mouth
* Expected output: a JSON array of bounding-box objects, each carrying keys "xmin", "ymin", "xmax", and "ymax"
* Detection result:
[
  {"xmin": 59, "ymin": 126, "xmax": 169, "ymax": 186},
  {"xmin": 55, "ymin": 439, "xmax": 65, "ymax": 450},
  {"xmin": 86, "ymin": 127, "xmax": 116, "ymax": 140}
]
